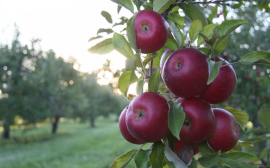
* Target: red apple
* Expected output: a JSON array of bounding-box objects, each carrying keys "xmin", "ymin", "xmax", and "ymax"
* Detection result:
[
  {"xmin": 176, "ymin": 97, "xmax": 215, "ymax": 143},
  {"xmin": 162, "ymin": 48, "xmax": 209, "ymax": 98},
  {"xmin": 174, "ymin": 138, "xmax": 199, "ymax": 155},
  {"xmin": 199, "ymin": 57, "xmax": 237, "ymax": 104},
  {"xmin": 135, "ymin": 10, "xmax": 168, "ymax": 54},
  {"xmin": 126, "ymin": 92, "xmax": 169, "ymax": 142},
  {"xmin": 207, "ymin": 108, "xmax": 239, "ymax": 153},
  {"xmin": 119, "ymin": 107, "xmax": 144, "ymax": 144}
]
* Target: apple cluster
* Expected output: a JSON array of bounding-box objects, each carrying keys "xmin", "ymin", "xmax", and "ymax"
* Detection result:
[{"xmin": 119, "ymin": 9, "xmax": 240, "ymax": 155}]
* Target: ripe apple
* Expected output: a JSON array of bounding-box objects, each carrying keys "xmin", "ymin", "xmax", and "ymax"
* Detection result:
[
  {"xmin": 126, "ymin": 92, "xmax": 169, "ymax": 142},
  {"xmin": 162, "ymin": 48, "xmax": 209, "ymax": 98},
  {"xmin": 199, "ymin": 57, "xmax": 237, "ymax": 104},
  {"xmin": 207, "ymin": 108, "xmax": 239, "ymax": 153},
  {"xmin": 174, "ymin": 138, "xmax": 199, "ymax": 155},
  {"xmin": 176, "ymin": 97, "xmax": 215, "ymax": 143},
  {"xmin": 119, "ymin": 107, "xmax": 144, "ymax": 144},
  {"xmin": 135, "ymin": 10, "xmax": 168, "ymax": 54}
]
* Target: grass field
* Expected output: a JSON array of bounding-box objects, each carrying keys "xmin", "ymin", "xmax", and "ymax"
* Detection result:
[{"xmin": 0, "ymin": 116, "xmax": 144, "ymax": 168}]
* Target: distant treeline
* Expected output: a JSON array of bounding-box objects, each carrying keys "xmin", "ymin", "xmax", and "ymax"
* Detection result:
[{"xmin": 0, "ymin": 31, "xmax": 128, "ymax": 139}]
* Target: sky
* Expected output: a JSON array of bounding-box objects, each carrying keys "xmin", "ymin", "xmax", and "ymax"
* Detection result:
[{"xmin": 0, "ymin": 0, "xmax": 133, "ymax": 73}]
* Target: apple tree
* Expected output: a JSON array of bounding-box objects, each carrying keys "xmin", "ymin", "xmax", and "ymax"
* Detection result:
[{"xmin": 88, "ymin": 0, "xmax": 270, "ymax": 167}]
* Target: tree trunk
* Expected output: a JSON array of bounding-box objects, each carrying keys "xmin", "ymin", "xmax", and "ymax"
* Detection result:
[
  {"xmin": 90, "ymin": 115, "xmax": 95, "ymax": 128},
  {"xmin": 52, "ymin": 116, "xmax": 60, "ymax": 134},
  {"xmin": 2, "ymin": 118, "xmax": 10, "ymax": 139}
]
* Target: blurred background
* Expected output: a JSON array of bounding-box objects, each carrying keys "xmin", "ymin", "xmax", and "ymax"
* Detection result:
[{"xmin": 0, "ymin": 0, "xmax": 270, "ymax": 168}]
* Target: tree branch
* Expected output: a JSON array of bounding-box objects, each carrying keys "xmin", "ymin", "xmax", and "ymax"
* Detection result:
[{"xmin": 162, "ymin": 0, "xmax": 231, "ymax": 19}]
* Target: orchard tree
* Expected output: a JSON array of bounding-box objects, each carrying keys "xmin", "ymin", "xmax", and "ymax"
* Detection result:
[
  {"xmin": 33, "ymin": 50, "xmax": 86, "ymax": 134},
  {"xmin": 0, "ymin": 31, "xmax": 44, "ymax": 139},
  {"xmin": 88, "ymin": 0, "xmax": 270, "ymax": 168},
  {"xmin": 78, "ymin": 72, "xmax": 129, "ymax": 128}
]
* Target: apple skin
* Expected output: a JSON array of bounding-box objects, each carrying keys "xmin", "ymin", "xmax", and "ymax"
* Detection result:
[
  {"xmin": 174, "ymin": 138, "xmax": 199, "ymax": 155},
  {"xmin": 135, "ymin": 10, "xmax": 168, "ymax": 54},
  {"xmin": 162, "ymin": 48, "xmax": 209, "ymax": 98},
  {"xmin": 126, "ymin": 92, "xmax": 169, "ymax": 142},
  {"xmin": 199, "ymin": 57, "xmax": 237, "ymax": 104},
  {"xmin": 176, "ymin": 97, "xmax": 215, "ymax": 143},
  {"xmin": 119, "ymin": 107, "xmax": 144, "ymax": 144},
  {"xmin": 207, "ymin": 108, "xmax": 239, "ymax": 153}
]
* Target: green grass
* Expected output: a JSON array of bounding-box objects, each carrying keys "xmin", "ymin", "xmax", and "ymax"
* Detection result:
[{"xmin": 0, "ymin": 117, "xmax": 143, "ymax": 168}]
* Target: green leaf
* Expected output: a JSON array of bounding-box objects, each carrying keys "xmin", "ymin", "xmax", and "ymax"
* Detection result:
[
  {"xmin": 239, "ymin": 51, "xmax": 270, "ymax": 65},
  {"xmin": 149, "ymin": 141, "xmax": 165, "ymax": 168},
  {"xmin": 143, "ymin": 53, "xmax": 158, "ymax": 67},
  {"xmin": 110, "ymin": 150, "xmax": 137, "ymax": 168},
  {"xmin": 208, "ymin": 5, "xmax": 218, "ymax": 21},
  {"xmin": 164, "ymin": 36, "xmax": 178, "ymax": 51},
  {"xmin": 198, "ymin": 151, "xmax": 220, "ymax": 168},
  {"xmin": 230, "ymin": 142, "xmax": 242, "ymax": 152},
  {"xmin": 244, "ymin": 134, "xmax": 270, "ymax": 143},
  {"xmin": 113, "ymin": 16, "xmax": 128, "ymax": 27},
  {"xmin": 112, "ymin": 0, "xmax": 134, "ymax": 13},
  {"xmin": 198, "ymin": 29, "xmax": 220, "ymax": 47},
  {"xmin": 223, "ymin": 5, "xmax": 228, "ymax": 20},
  {"xmin": 136, "ymin": 78, "xmax": 144, "ymax": 95},
  {"xmin": 258, "ymin": 104, "xmax": 270, "ymax": 127},
  {"xmin": 134, "ymin": 149, "xmax": 152, "ymax": 168},
  {"xmin": 88, "ymin": 38, "xmax": 114, "ymax": 55},
  {"xmin": 220, "ymin": 152, "xmax": 262, "ymax": 168},
  {"xmin": 118, "ymin": 71, "xmax": 138, "ymax": 96},
  {"xmin": 88, "ymin": 35, "xmax": 103, "ymax": 42},
  {"xmin": 214, "ymin": 36, "xmax": 228, "ymax": 56},
  {"xmin": 168, "ymin": 101, "xmax": 185, "ymax": 140},
  {"xmin": 207, "ymin": 60, "xmax": 223, "ymax": 85},
  {"xmin": 153, "ymin": 48, "xmax": 165, "ymax": 68},
  {"xmin": 189, "ymin": 20, "xmax": 202, "ymax": 43},
  {"xmin": 164, "ymin": 144, "xmax": 188, "ymax": 168},
  {"xmin": 125, "ymin": 59, "xmax": 136, "ymax": 71},
  {"xmin": 97, "ymin": 28, "xmax": 114, "ymax": 35},
  {"xmin": 167, "ymin": 20, "xmax": 183, "ymax": 49},
  {"xmin": 211, "ymin": 165, "xmax": 229, "ymax": 168},
  {"xmin": 198, "ymin": 141, "xmax": 214, "ymax": 155},
  {"xmin": 153, "ymin": 0, "xmax": 175, "ymax": 14},
  {"xmin": 112, "ymin": 33, "xmax": 134, "ymax": 59},
  {"xmin": 198, "ymin": 47, "xmax": 210, "ymax": 55},
  {"xmin": 217, "ymin": 19, "xmax": 247, "ymax": 37},
  {"xmin": 134, "ymin": 52, "xmax": 143, "ymax": 68},
  {"xmin": 225, "ymin": 107, "xmax": 249, "ymax": 131},
  {"xmin": 197, "ymin": 24, "xmax": 218, "ymax": 46},
  {"xmin": 127, "ymin": 16, "xmax": 137, "ymax": 50},
  {"xmin": 214, "ymin": 19, "xmax": 248, "ymax": 49},
  {"xmin": 163, "ymin": 131, "xmax": 175, "ymax": 154},
  {"xmin": 189, "ymin": 159, "xmax": 197, "ymax": 168},
  {"xmin": 238, "ymin": 140, "xmax": 254, "ymax": 148},
  {"xmin": 101, "ymin": 11, "xmax": 113, "ymax": 23},
  {"xmin": 181, "ymin": 4, "xmax": 208, "ymax": 27},
  {"xmin": 148, "ymin": 69, "xmax": 161, "ymax": 93},
  {"xmin": 117, "ymin": 5, "xmax": 122, "ymax": 14},
  {"xmin": 167, "ymin": 13, "xmax": 185, "ymax": 28}
]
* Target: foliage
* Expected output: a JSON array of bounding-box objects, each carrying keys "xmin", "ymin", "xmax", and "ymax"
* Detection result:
[
  {"xmin": 0, "ymin": 29, "xmax": 128, "ymax": 137},
  {"xmin": 88, "ymin": 0, "xmax": 270, "ymax": 167}
]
